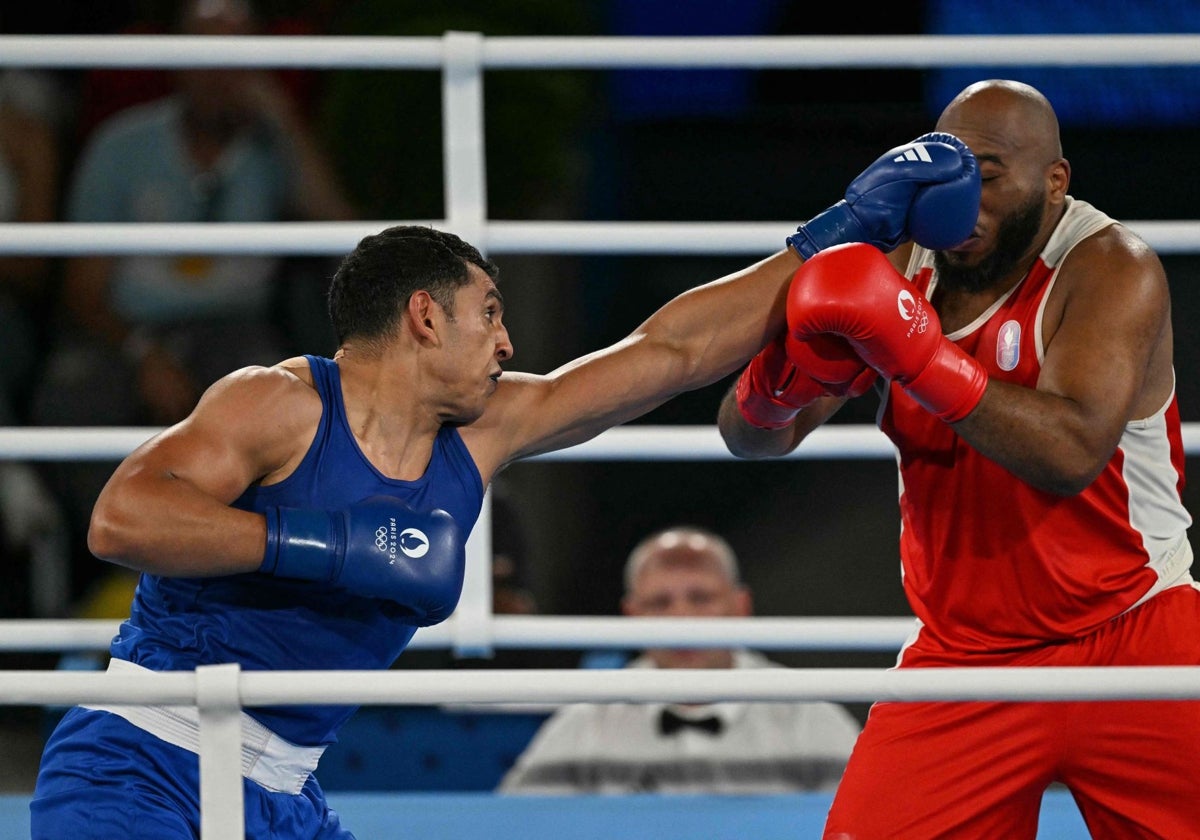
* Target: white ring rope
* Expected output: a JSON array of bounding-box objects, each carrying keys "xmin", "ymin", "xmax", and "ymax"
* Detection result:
[
  {"xmin": 2, "ymin": 665, "xmax": 1199, "ymax": 706},
  {"xmin": 0, "ymin": 616, "xmax": 919, "ymax": 653},
  {"xmin": 1, "ymin": 424, "xmax": 895, "ymax": 460},
  {"xmin": 2, "ymin": 220, "xmax": 1199, "ymax": 256},
  {"xmin": 5, "ymin": 423, "xmax": 1200, "ymax": 462},
  {"xmin": 2, "ymin": 34, "xmax": 1199, "ymax": 69}
]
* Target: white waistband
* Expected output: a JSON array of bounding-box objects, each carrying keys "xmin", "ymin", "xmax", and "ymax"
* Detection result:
[
  {"xmin": 82, "ymin": 658, "xmax": 326, "ymax": 795},
  {"xmin": 1128, "ymin": 532, "xmax": 1196, "ymax": 614}
]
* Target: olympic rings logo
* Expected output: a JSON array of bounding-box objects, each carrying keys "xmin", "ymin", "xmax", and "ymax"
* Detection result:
[
  {"xmin": 898, "ymin": 289, "xmax": 930, "ymax": 336},
  {"xmin": 375, "ymin": 526, "xmax": 389, "ymax": 552}
]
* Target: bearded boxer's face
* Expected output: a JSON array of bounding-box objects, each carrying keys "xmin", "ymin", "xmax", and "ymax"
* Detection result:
[
  {"xmin": 932, "ymin": 84, "xmax": 1065, "ymax": 295},
  {"xmin": 933, "ymin": 189, "xmax": 1044, "ymax": 293}
]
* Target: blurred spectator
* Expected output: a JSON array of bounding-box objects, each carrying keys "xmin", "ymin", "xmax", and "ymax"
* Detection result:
[
  {"xmin": 0, "ymin": 68, "xmax": 73, "ymax": 618},
  {"xmin": 0, "ymin": 68, "xmax": 65, "ymax": 426},
  {"xmin": 489, "ymin": 483, "xmax": 539, "ymax": 617},
  {"xmin": 499, "ymin": 525, "xmax": 861, "ymax": 794},
  {"xmin": 73, "ymin": 1, "xmax": 340, "ymax": 144},
  {"xmin": 30, "ymin": 0, "xmax": 356, "ymax": 604}
]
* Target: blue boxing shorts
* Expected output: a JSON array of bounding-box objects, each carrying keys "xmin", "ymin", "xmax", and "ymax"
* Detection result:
[{"xmin": 31, "ymin": 707, "xmax": 355, "ymax": 839}]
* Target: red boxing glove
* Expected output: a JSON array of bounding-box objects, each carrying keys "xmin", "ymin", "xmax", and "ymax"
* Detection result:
[
  {"xmin": 786, "ymin": 243, "xmax": 987, "ymax": 423},
  {"xmin": 785, "ymin": 332, "xmax": 877, "ymax": 400},
  {"xmin": 736, "ymin": 331, "xmax": 874, "ymax": 430}
]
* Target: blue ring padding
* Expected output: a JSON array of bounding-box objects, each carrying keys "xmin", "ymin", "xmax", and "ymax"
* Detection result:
[{"xmin": 2, "ymin": 790, "xmax": 1091, "ymax": 839}]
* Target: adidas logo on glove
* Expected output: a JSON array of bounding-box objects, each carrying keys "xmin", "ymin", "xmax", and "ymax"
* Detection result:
[
  {"xmin": 892, "ymin": 144, "xmax": 935, "ymax": 164},
  {"xmin": 786, "ymin": 131, "xmax": 981, "ymax": 258}
]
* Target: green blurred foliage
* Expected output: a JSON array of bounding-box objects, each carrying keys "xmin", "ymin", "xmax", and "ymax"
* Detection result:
[{"xmin": 320, "ymin": 2, "xmax": 600, "ymax": 220}]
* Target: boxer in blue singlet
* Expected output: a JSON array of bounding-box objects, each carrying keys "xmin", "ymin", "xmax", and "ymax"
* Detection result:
[
  {"xmin": 34, "ymin": 355, "xmax": 481, "ymax": 838},
  {"xmin": 31, "ymin": 122, "xmax": 980, "ymax": 837}
]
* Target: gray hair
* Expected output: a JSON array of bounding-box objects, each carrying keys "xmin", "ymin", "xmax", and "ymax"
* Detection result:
[{"xmin": 622, "ymin": 526, "xmax": 741, "ymax": 593}]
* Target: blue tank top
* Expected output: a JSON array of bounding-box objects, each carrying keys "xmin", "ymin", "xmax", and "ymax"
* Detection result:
[{"xmin": 109, "ymin": 355, "xmax": 485, "ymax": 745}]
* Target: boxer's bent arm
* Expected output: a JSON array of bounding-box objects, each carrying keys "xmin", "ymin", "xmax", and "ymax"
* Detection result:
[
  {"xmin": 470, "ymin": 249, "xmax": 800, "ymax": 469},
  {"xmin": 716, "ymin": 385, "xmax": 846, "ymax": 459},
  {"xmin": 951, "ymin": 230, "xmax": 1173, "ymax": 495},
  {"xmin": 714, "ymin": 247, "xmax": 909, "ymax": 459},
  {"xmin": 87, "ymin": 363, "xmax": 318, "ymax": 576}
]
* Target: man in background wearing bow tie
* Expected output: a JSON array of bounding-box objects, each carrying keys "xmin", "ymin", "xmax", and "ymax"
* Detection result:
[{"xmin": 497, "ymin": 526, "xmax": 861, "ymax": 795}]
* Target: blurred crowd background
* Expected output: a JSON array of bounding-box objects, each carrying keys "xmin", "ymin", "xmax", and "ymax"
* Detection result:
[{"xmin": 1, "ymin": 0, "xmax": 1199, "ymax": 678}]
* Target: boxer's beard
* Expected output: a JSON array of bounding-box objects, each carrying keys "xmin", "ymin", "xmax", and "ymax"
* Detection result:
[{"xmin": 934, "ymin": 193, "xmax": 1044, "ymax": 293}]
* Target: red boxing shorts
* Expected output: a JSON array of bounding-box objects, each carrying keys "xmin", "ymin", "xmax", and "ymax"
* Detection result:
[{"xmin": 824, "ymin": 584, "xmax": 1200, "ymax": 840}]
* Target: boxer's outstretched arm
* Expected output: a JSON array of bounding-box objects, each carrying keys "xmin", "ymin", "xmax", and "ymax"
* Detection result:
[
  {"xmin": 468, "ymin": 134, "xmax": 979, "ymax": 476},
  {"xmin": 471, "ymin": 249, "xmax": 800, "ymax": 471}
]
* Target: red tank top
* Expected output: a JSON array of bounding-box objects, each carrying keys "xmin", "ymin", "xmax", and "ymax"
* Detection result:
[{"xmin": 881, "ymin": 197, "xmax": 1193, "ymax": 652}]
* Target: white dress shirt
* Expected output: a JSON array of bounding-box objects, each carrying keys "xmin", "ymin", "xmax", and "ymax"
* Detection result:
[{"xmin": 499, "ymin": 650, "xmax": 861, "ymax": 795}]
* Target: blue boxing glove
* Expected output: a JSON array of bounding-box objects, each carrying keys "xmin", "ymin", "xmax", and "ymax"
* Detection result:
[
  {"xmin": 786, "ymin": 132, "xmax": 980, "ymax": 260},
  {"xmin": 261, "ymin": 496, "xmax": 465, "ymax": 626}
]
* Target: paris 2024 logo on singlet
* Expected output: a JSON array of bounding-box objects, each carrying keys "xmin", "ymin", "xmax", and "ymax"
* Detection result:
[{"xmin": 997, "ymin": 319, "xmax": 1021, "ymax": 371}]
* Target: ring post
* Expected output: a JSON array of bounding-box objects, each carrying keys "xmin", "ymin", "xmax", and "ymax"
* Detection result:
[{"xmin": 197, "ymin": 663, "xmax": 244, "ymax": 840}]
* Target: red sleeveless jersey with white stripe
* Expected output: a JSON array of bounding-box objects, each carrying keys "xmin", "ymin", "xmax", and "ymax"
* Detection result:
[{"xmin": 882, "ymin": 197, "xmax": 1193, "ymax": 652}]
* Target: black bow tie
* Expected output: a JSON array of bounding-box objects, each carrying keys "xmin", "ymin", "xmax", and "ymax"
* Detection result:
[{"xmin": 658, "ymin": 707, "xmax": 723, "ymax": 737}]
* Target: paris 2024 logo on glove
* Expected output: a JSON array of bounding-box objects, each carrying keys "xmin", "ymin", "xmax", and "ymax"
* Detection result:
[
  {"xmin": 896, "ymin": 288, "xmax": 930, "ymax": 339},
  {"xmin": 375, "ymin": 519, "xmax": 430, "ymax": 563}
]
